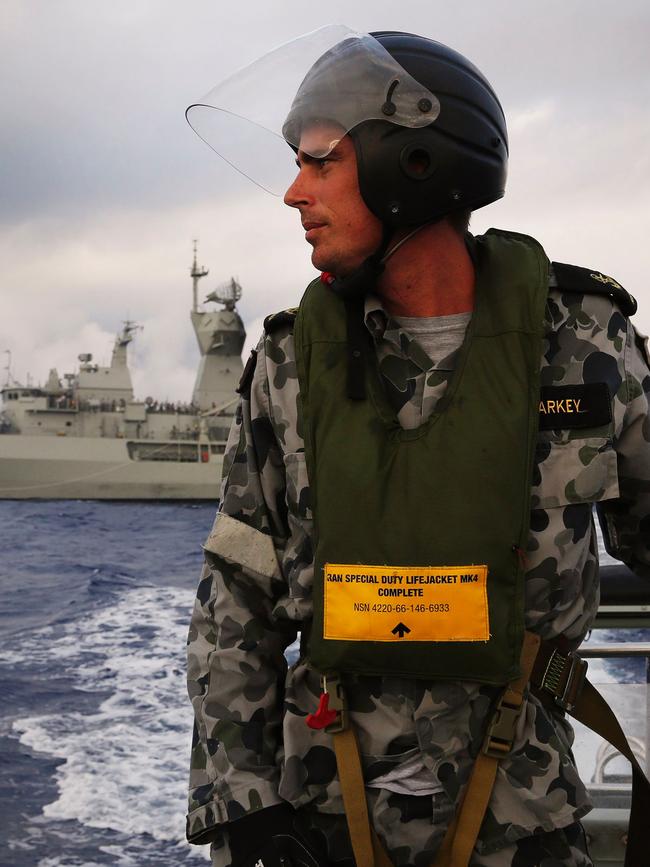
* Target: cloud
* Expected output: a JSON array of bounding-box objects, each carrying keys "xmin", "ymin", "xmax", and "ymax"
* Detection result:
[
  {"xmin": 242, "ymin": 317, "xmax": 265, "ymax": 362},
  {"xmin": 0, "ymin": 190, "xmax": 315, "ymax": 400},
  {"xmin": 509, "ymin": 100, "xmax": 555, "ymax": 135}
]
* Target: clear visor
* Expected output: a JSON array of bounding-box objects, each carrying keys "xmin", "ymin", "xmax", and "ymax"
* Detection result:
[{"xmin": 186, "ymin": 25, "xmax": 440, "ymax": 196}]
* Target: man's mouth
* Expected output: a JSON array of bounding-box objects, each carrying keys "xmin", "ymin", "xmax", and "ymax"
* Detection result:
[{"xmin": 303, "ymin": 220, "xmax": 326, "ymax": 241}]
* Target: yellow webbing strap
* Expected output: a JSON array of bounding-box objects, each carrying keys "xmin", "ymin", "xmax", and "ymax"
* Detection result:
[
  {"xmin": 329, "ymin": 632, "xmax": 541, "ymax": 867},
  {"xmin": 332, "ymin": 727, "xmax": 393, "ymax": 867},
  {"xmin": 431, "ymin": 631, "xmax": 541, "ymax": 867}
]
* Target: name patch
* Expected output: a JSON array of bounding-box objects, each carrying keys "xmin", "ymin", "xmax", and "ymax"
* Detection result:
[
  {"xmin": 323, "ymin": 563, "xmax": 489, "ymax": 643},
  {"xmin": 538, "ymin": 383, "xmax": 611, "ymax": 431}
]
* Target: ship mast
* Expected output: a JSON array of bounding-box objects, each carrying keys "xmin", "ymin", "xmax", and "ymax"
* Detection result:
[
  {"xmin": 191, "ymin": 240, "xmax": 209, "ymax": 313},
  {"xmin": 110, "ymin": 320, "xmax": 142, "ymax": 369},
  {"xmin": 2, "ymin": 350, "xmax": 12, "ymax": 387},
  {"xmin": 189, "ymin": 243, "xmax": 245, "ymax": 411}
]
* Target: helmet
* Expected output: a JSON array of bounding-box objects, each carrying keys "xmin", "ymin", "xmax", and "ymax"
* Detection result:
[
  {"xmin": 187, "ymin": 27, "xmax": 507, "ymax": 229},
  {"xmin": 284, "ymin": 31, "xmax": 508, "ymax": 229}
]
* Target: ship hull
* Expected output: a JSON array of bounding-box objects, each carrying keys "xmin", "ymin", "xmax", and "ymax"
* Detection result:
[{"xmin": 0, "ymin": 435, "xmax": 222, "ymax": 500}]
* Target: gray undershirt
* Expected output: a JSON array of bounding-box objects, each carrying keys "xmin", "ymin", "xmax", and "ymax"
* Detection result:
[{"xmin": 392, "ymin": 311, "xmax": 472, "ymax": 370}]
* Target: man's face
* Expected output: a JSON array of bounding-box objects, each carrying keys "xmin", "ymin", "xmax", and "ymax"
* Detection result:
[{"xmin": 283, "ymin": 125, "xmax": 383, "ymax": 276}]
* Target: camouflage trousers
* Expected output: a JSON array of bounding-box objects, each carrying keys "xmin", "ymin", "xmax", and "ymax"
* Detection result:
[{"xmin": 210, "ymin": 790, "xmax": 592, "ymax": 867}]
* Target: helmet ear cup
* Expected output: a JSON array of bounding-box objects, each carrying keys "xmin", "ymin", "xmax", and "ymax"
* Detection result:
[
  {"xmin": 352, "ymin": 122, "xmax": 432, "ymax": 226},
  {"xmin": 352, "ymin": 122, "xmax": 460, "ymax": 227},
  {"xmin": 352, "ymin": 118, "xmax": 506, "ymax": 228},
  {"xmin": 399, "ymin": 142, "xmax": 437, "ymax": 181}
]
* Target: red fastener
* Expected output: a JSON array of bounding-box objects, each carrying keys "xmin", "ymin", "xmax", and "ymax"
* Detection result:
[
  {"xmin": 306, "ymin": 692, "xmax": 338, "ymax": 729},
  {"xmin": 320, "ymin": 271, "xmax": 335, "ymax": 285}
]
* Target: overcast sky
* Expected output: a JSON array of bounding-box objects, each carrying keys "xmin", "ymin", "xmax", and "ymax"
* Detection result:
[{"xmin": 1, "ymin": 0, "xmax": 649, "ymax": 402}]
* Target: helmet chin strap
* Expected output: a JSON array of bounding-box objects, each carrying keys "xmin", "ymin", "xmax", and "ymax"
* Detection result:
[
  {"xmin": 325, "ymin": 221, "xmax": 430, "ymax": 299},
  {"xmin": 325, "ymin": 224, "xmax": 392, "ymax": 300},
  {"xmin": 381, "ymin": 222, "xmax": 429, "ymax": 264}
]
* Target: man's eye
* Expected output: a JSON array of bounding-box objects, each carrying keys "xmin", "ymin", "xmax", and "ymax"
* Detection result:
[{"xmin": 318, "ymin": 158, "xmax": 331, "ymax": 168}]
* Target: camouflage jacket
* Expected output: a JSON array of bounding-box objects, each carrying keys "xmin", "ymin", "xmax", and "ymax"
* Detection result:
[{"xmin": 186, "ymin": 258, "xmax": 650, "ymax": 856}]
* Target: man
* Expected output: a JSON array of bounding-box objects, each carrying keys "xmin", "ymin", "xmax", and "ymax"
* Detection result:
[{"xmin": 185, "ymin": 29, "xmax": 650, "ymax": 867}]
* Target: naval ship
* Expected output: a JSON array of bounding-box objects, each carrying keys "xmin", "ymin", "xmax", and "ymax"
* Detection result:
[{"xmin": 0, "ymin": 245, "xmax": 244, "ymax": 499}]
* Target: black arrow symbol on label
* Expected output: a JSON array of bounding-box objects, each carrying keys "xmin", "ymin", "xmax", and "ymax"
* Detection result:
[{"xmin": 392, "ymin": 622, "xmax": 411, "ymax": 638}]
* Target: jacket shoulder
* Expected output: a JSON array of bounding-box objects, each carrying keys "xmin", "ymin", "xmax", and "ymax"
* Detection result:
[
  {"xmin": 237, "ymin": 311, "xmax": 299, "ymax": 395},
  {"xmin": 552, "ymin": 261, "xmax": 637, "ymax": 316},
  {"xmin": 263, "ymin": 307, "xmax": 298, "ymax": 334}
]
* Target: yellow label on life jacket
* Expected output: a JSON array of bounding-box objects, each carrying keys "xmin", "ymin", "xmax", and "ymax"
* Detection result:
[{"xmin": 323, "ymin": 563, "xmax": 489, "ymax": 643}]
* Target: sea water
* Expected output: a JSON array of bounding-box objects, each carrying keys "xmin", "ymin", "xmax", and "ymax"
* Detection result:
[
  {"xmin": 0, "ymin": 501, "xmax": 645, "ymax": 866},
  {"xmin": 0, "ymin": 501, "xmax": 221, "ymax": 866}
]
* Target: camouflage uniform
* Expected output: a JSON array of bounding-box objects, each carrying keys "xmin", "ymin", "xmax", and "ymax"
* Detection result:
[{"xmin": 186, "ymin": 260, "xmax": 650, "ymax": 866}]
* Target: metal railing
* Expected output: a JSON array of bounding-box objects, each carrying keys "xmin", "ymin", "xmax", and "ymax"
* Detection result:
[{"xmin": 577, "ymin": 642, "xmax": 649, "ymax": 779}]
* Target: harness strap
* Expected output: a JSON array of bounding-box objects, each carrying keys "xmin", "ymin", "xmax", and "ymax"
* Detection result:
[
  {"xmin": 573, "ymin": 681, "xmax": 649, "ymax": 867},
  {"xmin": 431, "ymin": 630, "xmax": 541, "ymax": 867},
  {"xmin": 331, "ymin": 727, "xmax": 392, "ymax": 867},
  {"xmin": 531, "ymin": 640, "xmax": 650, "ymax": 867},
  {"xmin": 328, "ymin": 632, "xmax": 541, "ymax": 867},
  {"xmin": 344, "ymin": 298, "xmax": 368, "ymax": 401}
]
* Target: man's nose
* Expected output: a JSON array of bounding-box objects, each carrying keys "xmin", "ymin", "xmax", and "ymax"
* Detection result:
[{"xmin": 284, "ymin": 169, "xmax": 311, "ymax": 208}]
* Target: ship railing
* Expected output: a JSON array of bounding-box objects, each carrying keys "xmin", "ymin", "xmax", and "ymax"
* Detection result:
[
  {"xmin": 577, "ymin": 641, "xmax": 649, "ymax": 774},
  {"xmin": 575, "ymin": 562, "xmax": 650, "ymax": 866}
]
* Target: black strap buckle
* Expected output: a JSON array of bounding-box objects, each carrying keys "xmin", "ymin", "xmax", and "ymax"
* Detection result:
[{"xmin": 541, "ymin": 649, "xmax": 588, "ymax": 712}]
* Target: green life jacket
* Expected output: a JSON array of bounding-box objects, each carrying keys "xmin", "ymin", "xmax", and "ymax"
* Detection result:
[{"xmin": 294, "ymin": 229, "xmax": 549, "ymax": 685}]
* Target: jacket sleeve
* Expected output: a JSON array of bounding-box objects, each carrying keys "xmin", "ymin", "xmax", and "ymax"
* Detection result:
[
  {"xmin": 598, "ymin": 322, "xmax": 650, "ymax": 577},
  {"xmin": 186, "ymin": 336, "xmax": 298, "ymax": 845}
]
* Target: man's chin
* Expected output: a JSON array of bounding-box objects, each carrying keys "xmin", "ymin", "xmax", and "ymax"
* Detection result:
[
  {"xmin": 310, "ymin": 248, "xmax": 358, "ymax": 278},
  {"xmin": 310, "ymin": 252, "xmax": 332, "ymax": 275}
]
